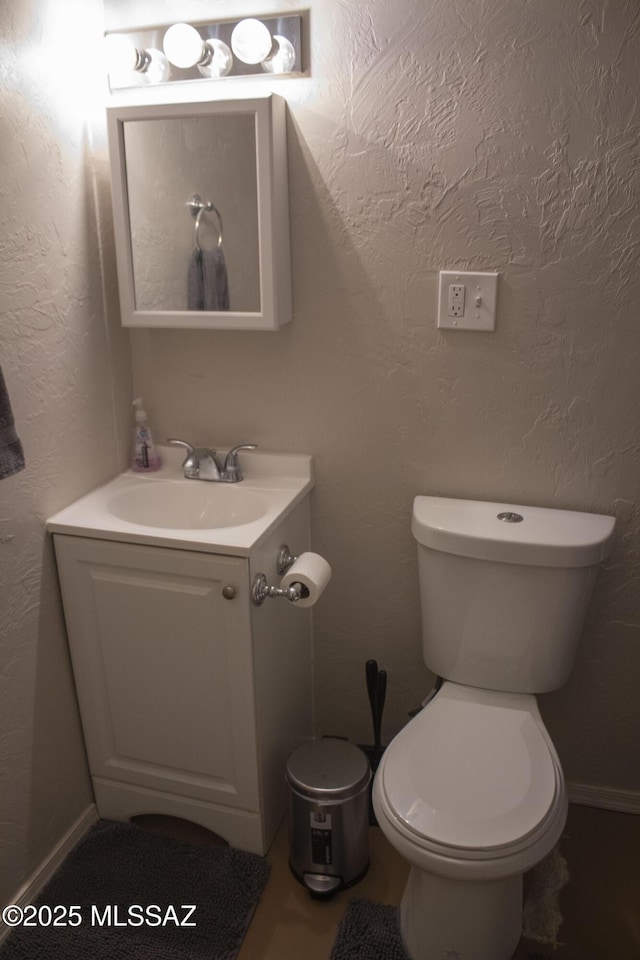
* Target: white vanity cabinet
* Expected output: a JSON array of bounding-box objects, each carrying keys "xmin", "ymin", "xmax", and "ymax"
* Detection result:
[{"xmin": 52, "ymin": 494, "xmax": 313, "ymax": 856}]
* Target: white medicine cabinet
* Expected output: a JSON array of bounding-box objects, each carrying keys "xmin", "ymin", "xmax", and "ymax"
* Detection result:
[{"xmin": 106, "ymin": 94, "xmax": 292, "ymax": 330}]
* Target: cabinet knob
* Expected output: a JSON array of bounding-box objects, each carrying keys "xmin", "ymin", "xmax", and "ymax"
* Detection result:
[{"xmin": 222, "ymin": 585, "xmax": 237, "ymax": 600}]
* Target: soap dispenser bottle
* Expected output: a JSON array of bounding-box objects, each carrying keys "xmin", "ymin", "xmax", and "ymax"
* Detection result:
[{"xmin": 132, "ymin": 398, "xmax": 161, "ymax": 472}]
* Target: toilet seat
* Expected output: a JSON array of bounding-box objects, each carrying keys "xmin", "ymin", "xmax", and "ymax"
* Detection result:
[{"xmin": 379, "ymin": 682, "xmax": 561, "ymax": 859}]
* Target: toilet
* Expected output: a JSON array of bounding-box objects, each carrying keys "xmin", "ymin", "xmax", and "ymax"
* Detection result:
[{"xmin": 373, "ymin": 496, "xmax": 615, "ymax": 960}]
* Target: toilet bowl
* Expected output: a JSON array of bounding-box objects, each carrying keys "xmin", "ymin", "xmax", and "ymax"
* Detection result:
[
  {"xmin": 375, "ymin": 495, "xmax": 615, "ymax": 960},
  {"xmin": 375, "ymin": 682, "xmax": 567, "ymax": 880},
  {"xmin": 373, "ymin": 682, "xmax": 567, "ymax": 960}
]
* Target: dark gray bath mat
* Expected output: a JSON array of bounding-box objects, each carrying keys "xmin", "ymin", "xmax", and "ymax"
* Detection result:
[
  {"xmin": 330, "ymin": 897, "xmax": 558, "ymax": 960},
  {"xmin": 329, "ymin": 898, "xmax": 410, "ymax": 960},
  {"xmin": 0, "ymin": 820, "xmax": 270, "ymax": 960}
]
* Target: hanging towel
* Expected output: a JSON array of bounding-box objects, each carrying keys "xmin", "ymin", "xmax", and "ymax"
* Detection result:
[
  {"xmin": 0, "ymin": 365, "xmax": 25, "ymax": 480},
  {"xmin": 187, "ymin": 247, "xmax": 230, "ymax": 312}
]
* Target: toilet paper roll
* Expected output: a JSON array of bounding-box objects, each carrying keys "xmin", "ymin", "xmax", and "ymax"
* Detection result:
[{"xmin": 280, "ymin": 552, "xmax": 332, "ymax": 608}]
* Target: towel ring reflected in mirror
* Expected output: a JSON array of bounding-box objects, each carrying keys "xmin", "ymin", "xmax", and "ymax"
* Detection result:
[{"xmin": 187, "ymin": 194, "xmax": 223, "ymax": 251}]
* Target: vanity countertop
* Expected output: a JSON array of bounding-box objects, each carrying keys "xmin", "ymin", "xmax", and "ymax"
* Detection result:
[{"xmin": 47, "ymin": 446, "xmax": 313, "ymax": 557}]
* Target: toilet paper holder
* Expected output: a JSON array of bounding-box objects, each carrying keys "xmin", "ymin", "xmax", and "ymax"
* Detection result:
[
  {"xmin": 252, "ymin": 544, "xmax": 328, "ymax": 606},
  {"xmin": 251, "ymin": 573, "xmax": 306, "ymax": 605},
  {"xmin": 252, "ymin": 544, "xmax": 303, "ymax": 605}
]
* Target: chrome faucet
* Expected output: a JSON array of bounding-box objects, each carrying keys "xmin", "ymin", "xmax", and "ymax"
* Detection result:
[{"xmin": 167, "ymin": 440, "xmax": 257, "ymax": 482}]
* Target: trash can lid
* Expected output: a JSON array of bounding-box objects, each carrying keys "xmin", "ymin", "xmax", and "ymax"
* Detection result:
[{"xmin": 287, "ymin": 738, "xmax": 371, "ymax": 801}]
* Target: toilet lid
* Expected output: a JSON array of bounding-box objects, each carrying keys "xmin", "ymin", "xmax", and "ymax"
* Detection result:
[{"xmin": 381, "ymin": 685, "xmax": 558, "ymax": 851}]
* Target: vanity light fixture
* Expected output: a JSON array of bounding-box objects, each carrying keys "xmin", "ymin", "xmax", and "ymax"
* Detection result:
[{"xmin": 105, "ymin": 14, "xmax": 303, "ymax": 90}]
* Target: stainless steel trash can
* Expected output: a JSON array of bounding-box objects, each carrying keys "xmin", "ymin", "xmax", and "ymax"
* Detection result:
[{"xmin": 286, "ymin": 737, "xmax": 371, "ymax": 898}]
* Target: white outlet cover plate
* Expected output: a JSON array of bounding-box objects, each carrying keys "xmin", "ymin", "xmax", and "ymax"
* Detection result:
[{"xmin": 437, "ymin": 270, "xmax": 499, "ymax": 331}]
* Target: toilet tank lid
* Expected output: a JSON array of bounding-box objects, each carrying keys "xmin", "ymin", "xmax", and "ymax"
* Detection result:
[{"xmin": 412, "ymin": 496, "xmax": 615, "ymax": 568}]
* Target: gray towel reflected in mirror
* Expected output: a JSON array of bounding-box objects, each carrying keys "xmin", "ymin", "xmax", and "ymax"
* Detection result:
[{"xmin": 187, "ymin": 248, "xmax": 230, "ymax": 311}]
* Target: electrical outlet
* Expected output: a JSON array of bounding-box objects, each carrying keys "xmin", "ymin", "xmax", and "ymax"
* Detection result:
[
  {"xmin": 437, "ymin": 270, "xmax": 498, "ymax": 331},
  {"xmin": 448, "ymin": 284, "xmax": 465, "ymax": 317}
]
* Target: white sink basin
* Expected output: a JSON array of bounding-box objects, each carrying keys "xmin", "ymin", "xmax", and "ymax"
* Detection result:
[
  {"xmin": 47, "ymin": 446, "xmax": 314, "ymax": 556},
  {"xmin": 108, "ymin": 481, "xmax": 269, "ymax": 529}
]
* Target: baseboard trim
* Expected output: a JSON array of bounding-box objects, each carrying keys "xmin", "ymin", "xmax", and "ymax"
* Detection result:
[
  {"xmin": 0, "ymin": 804, "xmax": 98, "ymax": 945},
  {"xmin": 568, "ymin": 782, "xmax": 640, "ymax": 815}
]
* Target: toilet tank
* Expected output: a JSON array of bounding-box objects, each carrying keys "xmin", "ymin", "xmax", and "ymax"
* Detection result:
[{"xmin": 412, "ymin": 497, "xmax": 615, "ymax": 694}]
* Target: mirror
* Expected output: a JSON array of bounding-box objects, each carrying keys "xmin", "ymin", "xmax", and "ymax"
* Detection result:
[
  {"xmin": 106, "ymin": 96, "xmax": 291, "ymax": 330},
  {"xmin": 124, "ymin": 115, "xmax": 260, "ymax": 313}
]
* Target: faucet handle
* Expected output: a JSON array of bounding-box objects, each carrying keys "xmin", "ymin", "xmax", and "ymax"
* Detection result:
[
  {"xmin": 166, "ymin": 438, "xmax": 195, "ymax": 456},
  {"xmin": 223, "ymin": 444, "xmax": 257, "ymax": 482},
  {"xmin": 166, "ymin": 439, "xmax": 199, "ymax": 477}
]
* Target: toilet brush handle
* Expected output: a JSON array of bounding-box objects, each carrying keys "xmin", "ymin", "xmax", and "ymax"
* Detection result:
[
  {"xmin": 373, "ymin": 670, "xmax": 387, "ymax": 748},
  {"xmin": 366, "ymin": 659, "xmax": 378, "ymax": 719}
]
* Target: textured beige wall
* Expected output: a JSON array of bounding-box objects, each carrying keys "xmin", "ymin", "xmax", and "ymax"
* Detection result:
[
  {"xmin": 0, "ymin": 0, "xmax": 132, "ymax": 904},
  {"xmin": 115, "ymin": 0, "xmax": 640, "ymax": 798}
]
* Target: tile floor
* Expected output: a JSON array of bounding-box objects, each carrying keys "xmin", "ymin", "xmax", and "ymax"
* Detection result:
[
  {"xmin": 140, "ymin": 802, "xmax": 640, "ymax": 960},
  {"xmin": 237, "ymin": 815, "xmax": 408, "ymax": 960},
  {"xmin": 237, "ymin": 803, "xmax": 640, "ymax": 960}
]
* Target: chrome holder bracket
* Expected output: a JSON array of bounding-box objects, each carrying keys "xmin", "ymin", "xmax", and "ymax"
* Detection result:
[
  {"xmin": 276, "ymin": 544, "xmax": 298, "ymax": 575},
  {"xmin": 251, "ymin": 573, "xmax": 303, "ymax": 606}
]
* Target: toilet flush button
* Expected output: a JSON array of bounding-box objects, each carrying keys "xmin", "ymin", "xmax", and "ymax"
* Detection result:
[{"xmin": 497, "ymin": 512, "xmax": 523, "ymax": 523}]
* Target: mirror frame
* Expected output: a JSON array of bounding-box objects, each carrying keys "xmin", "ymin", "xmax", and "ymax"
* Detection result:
[{"xmin": 106, "ymin": 95, "xmax": 291, "ymax": 330}]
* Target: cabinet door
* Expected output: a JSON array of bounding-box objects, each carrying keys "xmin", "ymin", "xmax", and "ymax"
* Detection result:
[{"xmin": 53, "ymin": 536, "xmax": 259, "ymax": 812}]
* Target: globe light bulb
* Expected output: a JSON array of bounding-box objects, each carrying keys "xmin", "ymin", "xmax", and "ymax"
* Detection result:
[
  {"xmin": 140, "ymin": 49, "xmax": 170, "ymax": 84},
  {"xmin": 104, "ymin": 35, "xmax": 169, "ymax": 86},
  {"xmin": 262, "ymin": 35, "xmax": 296, "ymax": 74},
  {"xmin": 104, "ymin": 34, "xmax": 139, "ymax": 76},
  {"xmin": 231, "ymin": 18, "xmax": 274, "ymax": 65},
  {"xmin": 163, "ymin": 22, "xmax": 206, "ymax": 68},
  {"xmin": 198, "ymin": 39, "xmax": 233, "ymax": 79}
]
